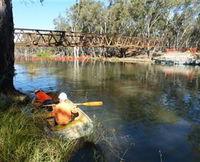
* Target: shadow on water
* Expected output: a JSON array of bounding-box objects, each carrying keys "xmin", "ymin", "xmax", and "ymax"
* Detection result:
[{"xmin": 69, "ymin": 141, "xmax": 106, "ymax": 162}]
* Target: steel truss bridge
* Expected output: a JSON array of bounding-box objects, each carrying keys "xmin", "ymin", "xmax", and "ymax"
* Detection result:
[{"xmin": 14, "ymin": 28, "xmax": 163, "ymax": 49}]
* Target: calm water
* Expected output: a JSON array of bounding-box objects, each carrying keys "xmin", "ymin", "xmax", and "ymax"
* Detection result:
[{"xmin": 14, "ymin": 61, "xmax": 200, "ymax": 162}]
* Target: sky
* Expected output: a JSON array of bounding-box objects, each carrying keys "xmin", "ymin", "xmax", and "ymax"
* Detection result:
[{"xmin": 13, "ymin": 0, "xmax": 76, "ymax": 30}]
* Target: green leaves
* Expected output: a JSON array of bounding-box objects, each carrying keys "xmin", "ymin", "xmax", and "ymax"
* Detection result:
[{"xmin": 53, "ymin": 0, "xmax": 200, "ymax": 49}]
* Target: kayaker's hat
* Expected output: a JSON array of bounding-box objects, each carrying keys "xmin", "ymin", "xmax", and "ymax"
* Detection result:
[
  {"xmin": 34, "ymin": 89, "xmax": 41, "ymax": 93},
  {"xmin": 58, "ymin": 92, "xmax": 68, "ymax": 101}
]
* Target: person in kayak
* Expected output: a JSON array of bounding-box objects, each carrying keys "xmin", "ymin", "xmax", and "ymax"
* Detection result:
[
  {"xmin": 32, "ymin": 89, "xmax": 55, "ymax": 111},
  {"xmin": 50, "ymin": 92, "xmax": 79, "ymax": 125}
]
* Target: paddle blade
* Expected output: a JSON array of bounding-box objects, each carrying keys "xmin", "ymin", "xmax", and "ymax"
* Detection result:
[{"xmin": 76, "ymin": 101, "xmax": 103, "ymax": 106}]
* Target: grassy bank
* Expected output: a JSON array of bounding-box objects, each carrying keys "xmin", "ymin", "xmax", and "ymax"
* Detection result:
[
  {"xmin": 0, "ymin": 103, "xmax": 78, "ymax": 162},
  {"xmin": 0, "ymin": 95, "xmax": 131, "ymax": 161}
]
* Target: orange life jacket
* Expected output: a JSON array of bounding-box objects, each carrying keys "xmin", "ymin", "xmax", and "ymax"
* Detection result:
[
  {"xmin": 51, "ymin": 100, "xmax": 76, "ymax": 125},
  {"xmin": 35, "ymin": 91, "xmax": 52, "ymax": 103},
  {"xmin": 51, "ymin": 109, "xmax": 71, "ymax": 125}
]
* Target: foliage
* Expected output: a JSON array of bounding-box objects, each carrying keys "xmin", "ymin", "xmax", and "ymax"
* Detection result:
[
  {"xmin": 53, "ymin": 0, "xmax": 200, "ymax": 49},
  {"xmin": 36, "ymin": 50, "xmax": 54, "ymax": 58}
]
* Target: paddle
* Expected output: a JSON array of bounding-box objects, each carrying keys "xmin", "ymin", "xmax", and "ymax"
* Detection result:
[
  {"xmin": 75, "ymin": 101, "xmax": 103, "ymax": 106},
  {"xmin": 44, "ymin": 101, "xmax": 103, "ymax": 107}
]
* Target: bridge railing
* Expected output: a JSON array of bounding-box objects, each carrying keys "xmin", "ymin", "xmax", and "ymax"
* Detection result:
[{"xmin": 14, "ymin": 28, "xmax": 163, "ymax": 49}]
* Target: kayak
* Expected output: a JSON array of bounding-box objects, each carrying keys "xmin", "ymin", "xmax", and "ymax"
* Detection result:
[
  {"xmin": 31, "ymin": 92, "xmax": 94, "ymax": 139},
  {"xmin": 45, "ymin": 107, "xmax": 93, "ymax": 140}
]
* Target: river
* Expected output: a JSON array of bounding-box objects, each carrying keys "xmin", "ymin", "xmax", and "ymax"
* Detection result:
[{"xmin": 14, "ymin": 61, "xmax": 200, "ymax": 162}]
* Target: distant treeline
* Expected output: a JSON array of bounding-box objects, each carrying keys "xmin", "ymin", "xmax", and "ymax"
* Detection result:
[{"xmin": 53, "ymin": 0, "xmax": 200, "ymax": 50}]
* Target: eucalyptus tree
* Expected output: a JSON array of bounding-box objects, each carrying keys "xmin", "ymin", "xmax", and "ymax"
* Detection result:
[
  {"xmin": 0, "ymin": 0, "xmax": 43, "ymax": 94},
  {"xmin": 190, "ymin": 15, "xmax": 200, "ymax": 49},
  {"xmin": 161, "ymin": 0, "xmax": 200, "ymax": 48},
  {"xmin": 53, "ymin": 0, "xmax": 200, "ymax": 54},
  {"xmin": 53, "ymin": 14, "xmax": 71, "ymax": 31},
  {"xmin": 0, "ymin": 0, "xmax": 15, "ymax": 93},
  {"xmin": 172, "ymin": 0, "xmax": 200, "ymax": 48},
  {"xmin": 127, "ymin": 0, "xmax": 200, "ymax": 49},
  {"xmin": 105, "ymin": 0, "xmax": 132, "ymax": 35},
  {"xmin": 54, "ymin": 0, "xmax": 105, "ymax": 33},
  {"xmin": 126, "ymin": 0, "xmax": 169, "ymax": 38},
  {"xmin": 54, "ymin": 0, "xmax": 106, "ymax": 57}
]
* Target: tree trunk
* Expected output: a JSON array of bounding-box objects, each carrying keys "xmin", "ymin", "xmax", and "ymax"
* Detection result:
[{"xmin": 0, "ymin": 0, "xmax": 15, "ymax": 93}]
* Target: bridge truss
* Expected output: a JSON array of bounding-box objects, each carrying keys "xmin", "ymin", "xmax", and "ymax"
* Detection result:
[{"xmin": 14, "ymin": 28, "xmax": 163, "ymax": 49}]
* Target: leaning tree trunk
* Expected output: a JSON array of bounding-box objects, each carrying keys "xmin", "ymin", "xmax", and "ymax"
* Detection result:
[{"xmin": 0, "ymin": 0, "xmax": 15, "ymax": 93}]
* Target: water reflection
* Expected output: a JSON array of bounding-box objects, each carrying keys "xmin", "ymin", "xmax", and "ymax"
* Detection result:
[
  {"xmin": 69, "ymin": 141, "xmax": 106, "ymax": 162},
  {"xmin": 188, "ymin": 125, "xmax": 200, "ymax": 160},
  {"xmin": 14, "ymin": 61, "xmax": 200, "ymax": 161},
  {"xmin": 159, "ymin": 65, "xmax": 197, "ymax": 80}
]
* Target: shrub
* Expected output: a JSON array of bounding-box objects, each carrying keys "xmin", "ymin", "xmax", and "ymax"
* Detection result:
[{"xmin": 36, "ymin": 50, "xmax": 54, "ymax": 58}]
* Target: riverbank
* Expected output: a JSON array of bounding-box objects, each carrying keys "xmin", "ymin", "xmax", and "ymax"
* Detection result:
[
  {"xmin": 96, "ymin": 51, "xmax": 200, "ymax": 65},
  {"xmin": 0, "ymin": 94, "xmax": 107, "ymax": 162},
  {"xmin": 0, "ymin": 94, "xmax": 89, "ymax": 161},
  {"xmin": 15, "ymin": 54, "xmax": 154, "ymax": 64},
  {"xmin": 94, "ymin": 55, "xmax": 153, "ymax": 64},
  {"xmin": 0, "ymin": 96, "xmax": 78, "ymax": 161},
  {"xmin": 15, "ymin": 51, "xmax": 200, "ymax": 65}
]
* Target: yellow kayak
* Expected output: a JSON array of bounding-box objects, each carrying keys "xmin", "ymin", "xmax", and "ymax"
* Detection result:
[{"xmin": 31, "ymin": 92, "xmax": 94, "ymax": 139}]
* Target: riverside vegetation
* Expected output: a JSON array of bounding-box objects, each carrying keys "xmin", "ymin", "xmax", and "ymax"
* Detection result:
[
  {"xmin": 0, "ymin": 94, "xmax": 121, "ymax": 162},
  {"xmin": 0, "ymin": 100, "xmax": 77, "ymax": 161},
  {"xmin": 53, "ymin": 0, "xmax": 200, "ymax": 57}
]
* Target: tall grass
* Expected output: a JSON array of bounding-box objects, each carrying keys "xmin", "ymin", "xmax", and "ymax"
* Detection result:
[{"xmin": 0, "ymin": 104, "xmax": 78, "ymax": 162}]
